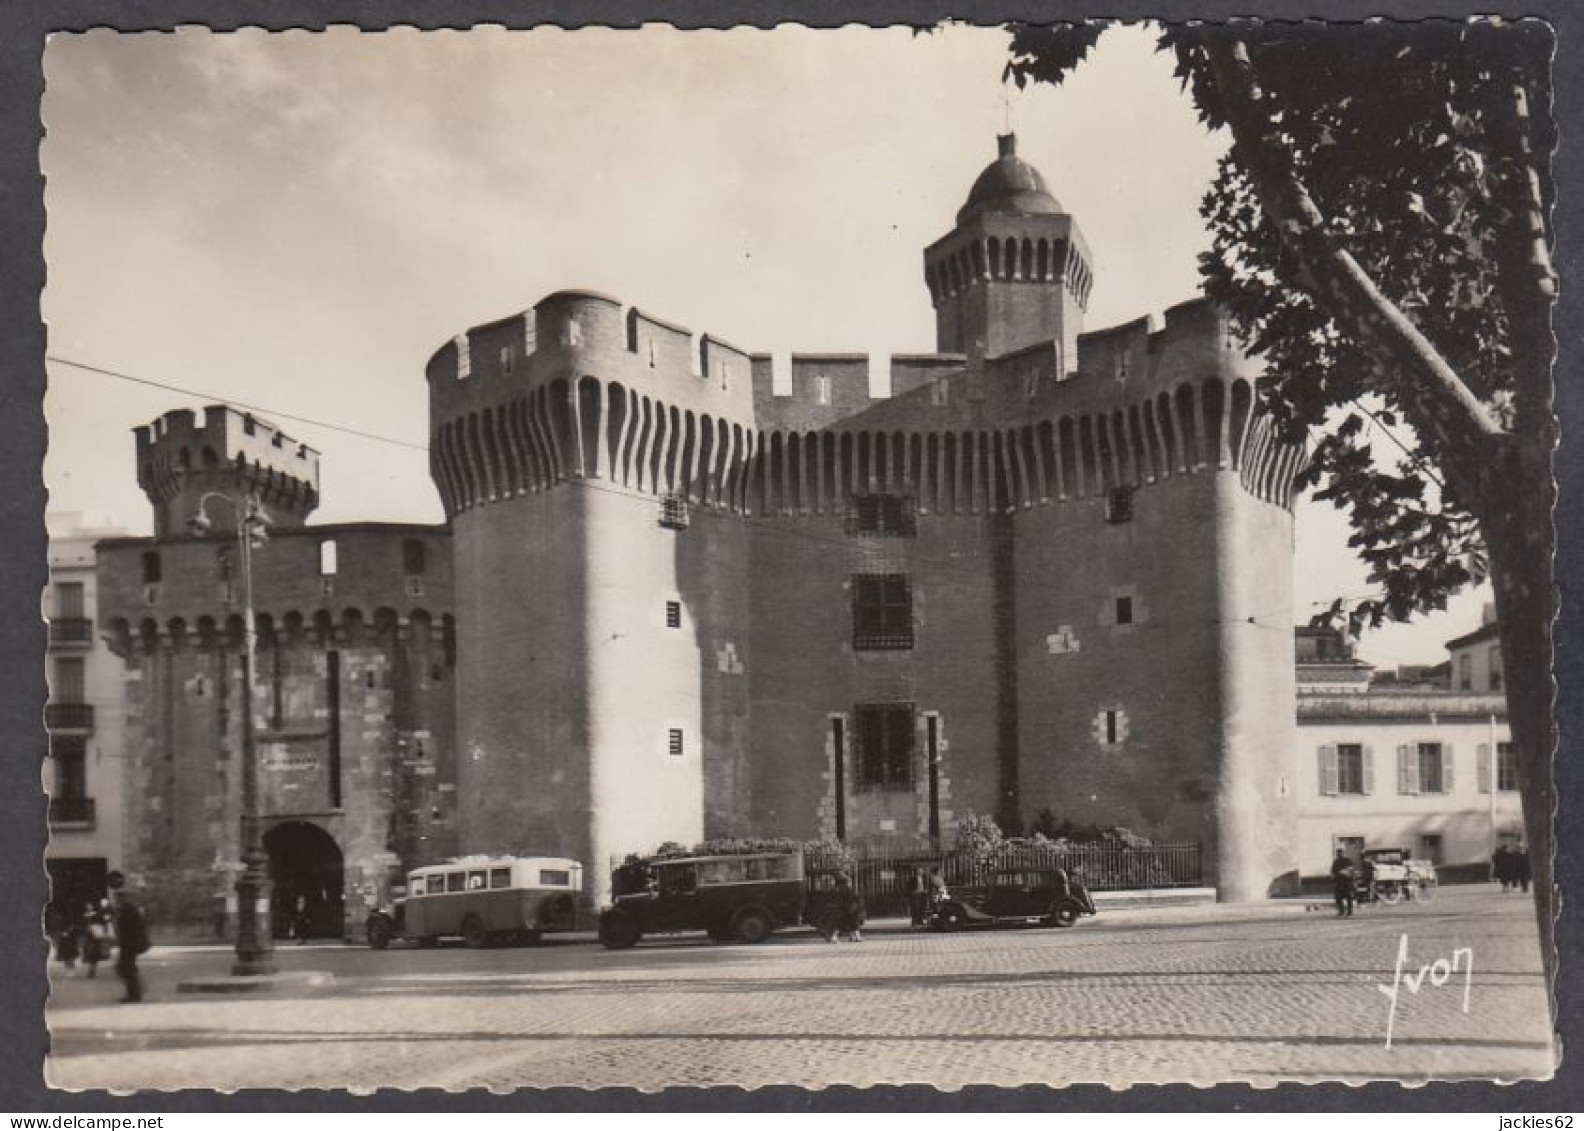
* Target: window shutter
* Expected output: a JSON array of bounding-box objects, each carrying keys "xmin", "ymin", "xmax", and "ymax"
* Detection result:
[
  {"xmin": 1441, "ymin": 744, "xmax": 1454, "ymax": 794},
  {"xmin": 1362, "ymin": 745, "xmax": 1375, "ymax": 795},
  {"xmin": 1397, "ymin": 745, "xmax": 1416, "ymax": 794},
  {"xmin": 1477, "ymin": 744, "xmax": 1490, "ymax": 793},
  {"xmin": 1318, "ymin": 745, "xmax": 1337, "ymax": 796}
]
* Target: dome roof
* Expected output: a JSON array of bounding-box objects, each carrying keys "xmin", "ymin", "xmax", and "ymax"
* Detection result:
[{"xmin": 957, "ymin": 133, "xmax": 1065, "ymax": 225}]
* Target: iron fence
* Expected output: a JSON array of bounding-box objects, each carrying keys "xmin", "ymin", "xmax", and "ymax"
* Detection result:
[{"xmin": 609, "ymin": 841, "xmax": 1203, "ymax": 919}]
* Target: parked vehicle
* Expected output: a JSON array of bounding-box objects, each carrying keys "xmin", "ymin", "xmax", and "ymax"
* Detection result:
[
  {"xmin": 365, "ymin": 855, "xmax": 582, "ymax": 949},
  {"xmin": 1355, "ymin": 848, "xmax": 1438, "ymax": 905},
  {"xmin": 932, "ymin": 866, "xmax": 1096, "ymax": 930},
  {"xmin": 598, "ymin": 851, "xmax": 805, "ymax": 948}
]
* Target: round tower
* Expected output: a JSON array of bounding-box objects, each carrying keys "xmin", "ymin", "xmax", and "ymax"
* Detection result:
[
  {"xmin": 922, "ymin": 134, "xmax": 1094, "ymax": 369},
  {"xmin": 135, "ymin": 406, "xmax": 320, "ymax": 537}
]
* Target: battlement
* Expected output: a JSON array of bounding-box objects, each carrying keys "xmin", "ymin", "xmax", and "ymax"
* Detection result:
[{"xmin": 135, "ymin": 405, "xmax": 320, "ymax": 537}]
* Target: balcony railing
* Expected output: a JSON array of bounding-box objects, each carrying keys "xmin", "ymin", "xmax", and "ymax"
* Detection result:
[
  {"xmin": 45, "ymin": 702, "xmax": 95, "ymax": 731},
  {"xmin": 48, "ymin": 618, "xmax": 94, "ymax": 647},
  {"xmin": 48, "ymin": 796, "xmax": 96, "ymax": 827}
]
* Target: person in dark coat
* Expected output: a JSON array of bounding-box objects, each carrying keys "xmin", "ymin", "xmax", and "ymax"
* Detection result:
[
  {"xmin": 52, "ymin": 910, "xmax": 80, "ymax": 974},
  {"xmin": 833, "ymin": 874, "xmax": 865, "ymax": 942},
  {"xmin": 1330, "ymin": 849, "xmax": 1355, "ymax": 918},
  {"xmin": 106, "ymin": 872, "xmax": 147, "ymax": 1003},
  {"xmin": 1515, "ymin": 844, "xmax": 1532, "ymax": 894},
  {"xmin": 1493, "ymin": 845, "xmax": 1512, "ymax": 892}
]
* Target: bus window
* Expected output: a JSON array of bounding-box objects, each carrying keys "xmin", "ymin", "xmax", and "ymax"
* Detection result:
[
  {"xmin": 426, "ymin": 875, "xmax": 446, "ymax": 895},
  {"xmin": 409, "ymin": 874, "xmax": 425, "ymax": 894},
  {"xmin": 658, "ymin": 865, "xmax": 697, "ymax": 896},
  {"xmin": 743, "ymin": 858, "xmax": 766, "ymax": 881},
  {"xmin": 466, "ymin": 870, "xmax": 486, "ymax": 891},
  {"xmin": 538, "ymin": 868, "xmax": 570, "ymax": 887},
  {"xmin": 446, "ymin": 872, "xmax": 465, "ymax": 893},
  {"xmin": 489, "ymin": 867, "xmax": 511, "ymax": 889}
]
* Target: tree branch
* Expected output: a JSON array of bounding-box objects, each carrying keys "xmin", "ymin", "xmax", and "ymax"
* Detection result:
[{"xmin": 1202, "ymin": 35, "xmax": 1505, "ymax": 497}]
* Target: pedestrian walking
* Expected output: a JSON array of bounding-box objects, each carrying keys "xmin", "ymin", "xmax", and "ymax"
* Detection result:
[
  {"xmin": 54, "ymin": 914, "xmax": 81, "ymax": 975},
  {"xmin": 908, "ymin": 869, "xmax": 929, "ymax": 928},
  {"xmin": 832, "ymin": 874, "xmax": 865, "ymax": 942},
  {"xmin": 292, "ymin": 893, "xmax": 312, "ymax": 945},
  {"xmin": 82, "ymin": 900, "xmax": 112, "ymax": 979},
  {"xmin": 1515, "ymin": 844, "xmax": 1532, "ymax": 894},
  {"xmin": 1493, "ymin": 844, "xmax": 1512, "ymax": 892},
  {"xmin": 106, "ymin": 871, "xmax": 148, "ymax": 1003},
  {"xmin": 1330, "ymin": 849, "xmax": 1355, "ymax": 918}
]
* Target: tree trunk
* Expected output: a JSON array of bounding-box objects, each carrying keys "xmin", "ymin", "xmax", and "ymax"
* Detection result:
[{"xmin": 1479, "ymin": 457, "xmax": 1558, "ymax": 1012}]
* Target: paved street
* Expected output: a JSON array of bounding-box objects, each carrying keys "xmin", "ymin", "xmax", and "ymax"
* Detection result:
[{"xmin": 45, "ymin": 888, "xmax": 1554, "ymax": 1092}]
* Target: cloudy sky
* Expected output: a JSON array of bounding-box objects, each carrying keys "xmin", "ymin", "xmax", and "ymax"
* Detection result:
[{"xmin": 40, "ymin": 22, "xmax": 1490, "ymax": 666}]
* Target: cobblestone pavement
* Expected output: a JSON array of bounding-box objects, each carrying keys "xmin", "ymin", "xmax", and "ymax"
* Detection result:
[{"xmin": 44, "ymin": 888, "xmax": 1554, "ymax": 1092}]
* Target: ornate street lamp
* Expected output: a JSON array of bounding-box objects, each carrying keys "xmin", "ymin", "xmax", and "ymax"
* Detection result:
[{"xmin": 190, "ymin": 491, "xmax": 275, "ymax": 977}]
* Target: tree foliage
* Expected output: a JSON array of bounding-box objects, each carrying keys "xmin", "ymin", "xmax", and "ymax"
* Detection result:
[{"xmin": 1008, "ymin": 19, "xmax": 1554, "ymax": 633}]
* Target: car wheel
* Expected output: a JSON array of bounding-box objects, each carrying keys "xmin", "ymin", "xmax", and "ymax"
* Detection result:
[
  {"xmin": 365, "ymin": 915, "xmax": 393, "ymax": 950},
  {"xmin": 599, "ymin": 912, "xmax": 640, "ymax": 950},
  {"xmin": 734, "ymin": 908, "xmax": 773, "ymax": 944},
  {"xmin": 1377, "ymin": 884, "xmax": 1402, "ymax": 906},
  {"xmin": 1050, "ymin": 902, "xmax": 1081, "ymax": 928},
  {"xmin": 939, "ymin": 905, "xmax": 967, "ymax": 931},
  {"xmin": 461, "ymin": 914, "xmax": 488, "ymax": 949}
]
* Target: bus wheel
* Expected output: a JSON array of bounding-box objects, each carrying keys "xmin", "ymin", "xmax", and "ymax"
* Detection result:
[
  {"xmin": 734, "ymin": 908, "xmax": 773, "ymax": 944},
  {"xmin": 462, "ymin": 915, "xmax": 488, "ymax": 949},
  {"xmin": 365, "ymin": 915, "xmax": 393, "ymax": 950}
]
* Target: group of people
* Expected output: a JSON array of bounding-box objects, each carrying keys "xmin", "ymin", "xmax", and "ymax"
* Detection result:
[
  {"xmin": 47, "ymin": 871, "xmax": 149, "ymax": 1003},
  {"xmin": 1492, "ymin": 843, "xmax": 1532, "ymax": 893}
]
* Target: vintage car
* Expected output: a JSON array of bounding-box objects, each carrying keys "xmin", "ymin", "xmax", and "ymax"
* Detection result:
[
  {"xmin": 598, "ymin": 851, "xmax": 805, "ymax": 948},
  {"xmin": 933, "ymin": 866, "xmax": 1097, "ymax": 930},
  {"xmin": 365, "ymin": 855, "xmax": 583, "ymax": 949}
]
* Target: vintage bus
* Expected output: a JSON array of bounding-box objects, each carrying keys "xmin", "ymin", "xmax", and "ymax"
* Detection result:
[
  {"xmin": 598, "ymin": 850, "xmax": 806, "ymax": 948},
  {"xmin": 366, "ymin": 855, "xmax": 583, "ymax": 949}
]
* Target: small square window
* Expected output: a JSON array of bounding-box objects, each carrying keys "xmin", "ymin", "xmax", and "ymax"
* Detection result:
[
  {"xmin": 668, "ymin": 728, "xmax": 684, "ymax": 757},
  {"xmin": 665, "ymin": 601, "xmax": 682, "ymax": 629},
  {"xmin": 1106, "ymin": 486, "xmax": 1135, "ymax": 524},
  {"xmin": 1115, "ymin": 596, "xmax": 1133, "ymax": 626}
]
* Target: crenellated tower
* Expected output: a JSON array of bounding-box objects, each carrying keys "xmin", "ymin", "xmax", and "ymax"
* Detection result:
[
  {"xmin": 135, "ymin": 405, "xmax": 320, "ymax": 537},
  {"xmin": 922, "ymin": 133, "xmax": 1093, "ymax": 369}
]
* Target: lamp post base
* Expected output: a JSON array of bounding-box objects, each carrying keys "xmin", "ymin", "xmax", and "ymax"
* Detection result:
[{"xmin": 233, "ymin": 867, "xmax": 277, "ymax": 978}]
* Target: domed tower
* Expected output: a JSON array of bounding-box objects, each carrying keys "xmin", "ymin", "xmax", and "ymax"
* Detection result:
[
  {"xmin": 135, "ymin": 406, "xmax": 319, "ymax": 536},
  {"xmin": 922, "ymin": 134, "xmax": 1093, "ymax": 369}
]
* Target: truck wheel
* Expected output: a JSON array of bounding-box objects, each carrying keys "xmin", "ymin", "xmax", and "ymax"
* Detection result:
[
  {"xmin": 461, "ymin": 914, "xmax": 488, "ymax": 948},
  {"xmin": 734, "ymin": 908, "xmax": 773, "ymax": 944},
  {"xmin": 366, "ymin": 915, "xmax": 393, "ymax": 950},
  {"xmin": 599, "ymin": 912, "xmax": 640, "ymax": 950}
]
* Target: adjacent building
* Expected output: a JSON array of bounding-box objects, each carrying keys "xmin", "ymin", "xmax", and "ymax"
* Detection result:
[
  {"xmin": 1295, "ymin": 624, "xmax": 1518, "ymax": 884},
  {"xmin": 45, "ymin": 512, "xmax": 128, "ymax": 918}
]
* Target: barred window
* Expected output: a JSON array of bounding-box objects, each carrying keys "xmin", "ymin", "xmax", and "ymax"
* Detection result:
[
  {"xmin": 855, "ymin": 702, "xmax": 915, "ymax": 790},
  {"xmin": 851, "ymin": 574, "xmax": 913, "ymax": 650},
  {"xmin": 847, "ymin": 493, "xmax": 917, "ymax": 537}
]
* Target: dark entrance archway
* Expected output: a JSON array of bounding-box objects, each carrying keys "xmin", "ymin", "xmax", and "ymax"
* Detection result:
[{"xmin": 263, "ymin": 821, "xmax": 344, "ymax": 940}]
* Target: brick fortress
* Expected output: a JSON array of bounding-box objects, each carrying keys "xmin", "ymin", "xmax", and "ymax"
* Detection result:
[{"xmin": 100, "ymin": 135, "xmax": 1305, "ymax": 936}]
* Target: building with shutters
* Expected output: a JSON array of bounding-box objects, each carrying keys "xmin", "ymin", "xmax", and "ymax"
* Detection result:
[
  {"xmin": 45, "ymin": 512, "xmax": 129, "ymax": 922},
  {"xmin": 1295, "ymin": 624, "xmax": 1518, "ymax": 883}
]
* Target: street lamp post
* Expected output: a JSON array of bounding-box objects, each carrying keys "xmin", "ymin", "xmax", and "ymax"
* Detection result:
[{"xmin": 191, "ymin": 491, "xmax": 276, "ymax": 978}]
